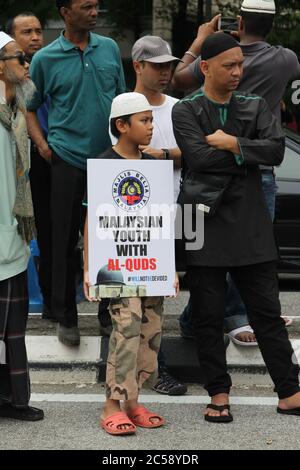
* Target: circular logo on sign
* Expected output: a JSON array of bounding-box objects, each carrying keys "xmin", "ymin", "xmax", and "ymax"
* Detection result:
[{"xmin": 112, "ymin": 170, "xmax": 150, "ymax": 211}]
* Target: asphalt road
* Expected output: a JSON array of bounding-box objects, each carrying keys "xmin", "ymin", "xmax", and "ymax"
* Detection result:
[
  {"xmin": 8, "ymin": 276, "xmax": 299, "ymax": 452},
  {"xmin": 1, "ymin": 372, "xmax": 300, "ymax": 451},
  {"xmin": 1, "ymin": 398, "xmax": 300, "ymax": 451}
]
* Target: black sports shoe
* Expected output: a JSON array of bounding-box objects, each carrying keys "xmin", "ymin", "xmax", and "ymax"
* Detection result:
[
  {"xmin": 153, "ymin": 371, "xmax": 188, "ymax": 396},
  {"xmin": 57, "ymin": 324, "xmax": 80, "ymax": 346},
  {"xmin": 0, "ymin": 404, "xmax": 44, "ymax": 421}
]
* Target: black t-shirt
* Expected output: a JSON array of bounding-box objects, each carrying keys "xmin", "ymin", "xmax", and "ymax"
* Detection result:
[
  {"xmin": 83, "ymin": 147, "xmax": 155, "ymax": 205},
  {"xmin": 97, "ymin": 147, "xmax": 155, "ymax": 161}
]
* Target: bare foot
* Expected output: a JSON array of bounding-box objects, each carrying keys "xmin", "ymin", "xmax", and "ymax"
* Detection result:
[
  {"xmin": 124, "ymin": 400, "xmax": 161, "ymax": 425},
  {"xmin": 235, "ymin": 331, "xmax": 257, "ymax": 343},
  {"xmin": 228, "ymin": 326, "xmax": 257, "ymax": 345},
  {"xmin": 278, "ymin": 391, "xmax": 300, "ymax": 411},
  {"xmin": 205, "ymin": 393, "xmax": 230, "ymax": 419},
  {"xmin": 101, "ymin": 399, "xmax": 133, "ymax": 431}
]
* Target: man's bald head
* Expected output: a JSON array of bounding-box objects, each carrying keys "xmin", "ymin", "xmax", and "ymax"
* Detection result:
[{"xmin": 200, "ymin": 39, "xmax": 244, "ymax": 95}]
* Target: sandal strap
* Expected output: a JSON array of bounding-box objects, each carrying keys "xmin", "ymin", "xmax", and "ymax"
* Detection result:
[
  {"xmin": 102, "ymin": 411, "xmax": 134, "ymax": 427},
  {"xmin": 206, "ymin": 404, "xmax": 230, "ymax": 412},
  {"xmin": 129, "ymin": 405, "xmax": 148, "ymax": 417},
  {"xmin": 129, "ymin": 405, "xmax": 164, "ymax": 422},
  {"xmin": 228, "ymin": 326, "xmax": 254, "ymax": 337}
]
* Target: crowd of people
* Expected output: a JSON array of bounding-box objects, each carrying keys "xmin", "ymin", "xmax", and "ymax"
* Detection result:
[{"xmin": 0, "ymin": 0, "xmax": 300, "ymax": 435}]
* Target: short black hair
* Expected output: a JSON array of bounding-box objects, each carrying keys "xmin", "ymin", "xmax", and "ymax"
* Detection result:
[
  {"xmin": 56, "ymin": 0, "xmax": 73, "ymax": 10},
  {"xmin": 56, "ymin": 0, "xmax": 73, "ymax": 20},
  {"xmin": 5, "ymin": 11, "xmax": 37, "ymax": 36},
  {"xmin": 110, "ymin": 115, "xmax": 133, "ymax": 139},
  {"xmin": 241, "ymin": 11, "xmax": 274, "ymax": 38}
]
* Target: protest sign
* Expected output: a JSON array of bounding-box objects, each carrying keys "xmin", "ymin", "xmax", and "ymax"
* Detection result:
[{"xmin": 87, "ymin": 159, "xmax": 176, "ymax": 298}]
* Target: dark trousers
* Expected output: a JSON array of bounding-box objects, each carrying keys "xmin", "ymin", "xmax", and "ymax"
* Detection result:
[
  {"xmin": 30, "ymin": 145, "xmax": 52, "ymax": 309},
  {"xmin": 186, "ymin": 261, "xmax": 300, "ymax": 399},
  {"xmin": 0, "ymin": 271, "xmax": 30, "ymax": 408},
  {"xmin": 51, "ymin": 152, "xmax": 86, "ymax": 327}
]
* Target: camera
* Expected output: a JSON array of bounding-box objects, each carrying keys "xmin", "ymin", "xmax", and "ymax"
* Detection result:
[{"xmin": 218, "ymin": 16, "xmax": 238, "ymax": 32}]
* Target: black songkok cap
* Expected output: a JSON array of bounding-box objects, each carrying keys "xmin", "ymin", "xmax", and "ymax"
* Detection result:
[{"xmin": 201, "ymin": 33, "xmax": 240, "ymax": 60}]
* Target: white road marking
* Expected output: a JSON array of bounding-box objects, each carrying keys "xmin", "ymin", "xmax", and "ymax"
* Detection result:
[{"xmin": 30, "ymin": 393, "xmax": 278, "ymax": 406}]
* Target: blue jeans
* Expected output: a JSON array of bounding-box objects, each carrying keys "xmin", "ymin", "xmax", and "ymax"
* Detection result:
[{"xmin": 179, "ymin": 170, "xmax": 277, "ymax": 334}]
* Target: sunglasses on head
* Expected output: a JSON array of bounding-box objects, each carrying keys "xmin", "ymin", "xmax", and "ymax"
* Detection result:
[{"xmin": 1, "ymin": 53, "xmax": 27, "ymax": 66}]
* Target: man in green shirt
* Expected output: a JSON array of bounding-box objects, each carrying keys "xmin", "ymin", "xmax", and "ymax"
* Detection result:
[{"xmin": 27, "ymin": 0, "xmax": 126, "ymax": 346}]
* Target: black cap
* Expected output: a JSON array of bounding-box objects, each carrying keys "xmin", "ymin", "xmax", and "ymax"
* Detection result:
[{"xmin": 201, "ymin": 33, "xmax": 240, "ymax": 60}]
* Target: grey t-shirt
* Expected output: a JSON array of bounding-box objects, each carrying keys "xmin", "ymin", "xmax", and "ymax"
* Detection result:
[{"xmin": 189, "ymin": 41, "xmax": 300, "ymax": 123}]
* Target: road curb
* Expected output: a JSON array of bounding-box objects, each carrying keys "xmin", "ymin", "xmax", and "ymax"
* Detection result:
[
  {"xmin": 26, "ymin": 335, "xmax": 100, "ymax": 364},
  {"xmin": 26, "ymin": 336, "xmax": 300, "ymax": 382}
]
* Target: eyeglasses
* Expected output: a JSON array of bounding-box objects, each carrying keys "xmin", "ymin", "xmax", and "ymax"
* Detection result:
[{"xmin": 0, "ymin": 53, "xmax": 27, "ymax": 66}]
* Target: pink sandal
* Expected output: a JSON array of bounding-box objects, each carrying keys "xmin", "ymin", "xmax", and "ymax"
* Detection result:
[
  {"xmin": 127, "ymin": 405, "xmax": 165, "ymax": 428},
  {"xmin": 100, "ymin": 411, "xmax": 136, "ymax": 435}
]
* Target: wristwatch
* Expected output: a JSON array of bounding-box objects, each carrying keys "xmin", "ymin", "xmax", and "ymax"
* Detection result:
[{"xmin": 162, "ymin": 148, "xmax": 170, "ymax": 160}]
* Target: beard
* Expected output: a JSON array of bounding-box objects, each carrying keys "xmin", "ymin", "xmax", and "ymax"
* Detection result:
[
  {"xmin": 16, "ymin": 78, "xmax": 36, "ymax": 109},
  {"xmin": 5, "ymin": 67, "xmax": 36, "ymax": 111},
  {"xmin": 15, "ymin": 79, "xmax": 36, "ymax": 111}
]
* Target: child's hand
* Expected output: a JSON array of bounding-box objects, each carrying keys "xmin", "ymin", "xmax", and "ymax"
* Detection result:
[
  {"xmin": 83, "ymin": 271, "xmax": 99, "ymax": 302},
  {"xmin": 174, "ymin": 272, "xmax": 180, "ymax": 297},
  {"xmin": 166, "ymin": 272, "xmax": 180, "ymax": 298}
]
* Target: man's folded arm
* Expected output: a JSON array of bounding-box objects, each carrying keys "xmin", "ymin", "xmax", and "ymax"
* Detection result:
[
  {"xmin": 172, "ymin": 102, "xmax": 243, "ymax": 174},
  {"xmin": 237, "ymin": 99, "xmax": 285, "ymax": 167}
]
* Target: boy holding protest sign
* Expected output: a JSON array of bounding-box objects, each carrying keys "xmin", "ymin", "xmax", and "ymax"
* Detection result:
[{"xmin": 84, "ymin": 92, "xmax": 179, "ymax": 435}]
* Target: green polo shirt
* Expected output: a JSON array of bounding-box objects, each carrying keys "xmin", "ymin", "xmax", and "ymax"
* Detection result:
[{"xmin": 28, "ymin": 32, "xmax": 126, "ymax": 170}]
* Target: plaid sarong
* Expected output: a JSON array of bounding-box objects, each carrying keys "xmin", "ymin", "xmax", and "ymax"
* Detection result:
[{"xmin": 0, "ymin": 271, "xmax": 30, "ymax": 408}]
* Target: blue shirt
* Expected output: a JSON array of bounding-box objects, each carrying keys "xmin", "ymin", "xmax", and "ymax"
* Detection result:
[{"xmin": 28, "ymin": 32, "xmax": 126, "ymax": 170}]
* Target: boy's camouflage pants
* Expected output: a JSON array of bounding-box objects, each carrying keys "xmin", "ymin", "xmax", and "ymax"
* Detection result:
[{"xmin": 106, "ymin": 296, "xmax": 164, "ymax": 401}]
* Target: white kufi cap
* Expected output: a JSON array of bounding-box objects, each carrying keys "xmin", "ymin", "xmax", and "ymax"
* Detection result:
[
  {"xmin": 110, "ymin": 92, "xmax": 152, "ymax": 119},
  {"xmin": 241, "ymin": 0, "xmax": 276, "ymax": 14},
  {"xmin": 0, "ymin": 31, "xmax": 15, "ymax": 50}
]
